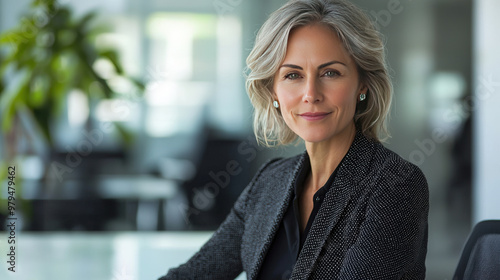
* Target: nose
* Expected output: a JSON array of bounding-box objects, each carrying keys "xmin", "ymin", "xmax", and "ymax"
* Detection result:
[{"xmin": 302, "ymin": 77, "xmax": 322, "ymax": 104}]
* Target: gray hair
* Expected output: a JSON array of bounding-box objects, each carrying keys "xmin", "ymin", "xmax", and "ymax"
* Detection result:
[{"xmin": 245, "ymin": 0, "xmax": 392, "ymax": 146}]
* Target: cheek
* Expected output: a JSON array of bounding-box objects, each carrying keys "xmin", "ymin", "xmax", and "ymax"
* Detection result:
[
  {"xmin": 275, "ymin": 85, "xmax": 299, "ymax": 110},
  {"xmin": 332, "ymin": 86, "xmax": 358, "ymax": 111},
  {"xmin": 340, "ymin": 94, "xmax": 357, "ymax": 111},
  {"xmin": 275, "ymin": 91, "xmax": 299, "ymax": 128},
  {"xmin": 278, "ymin": 96, "xmax": 296, "ymax": 125}
]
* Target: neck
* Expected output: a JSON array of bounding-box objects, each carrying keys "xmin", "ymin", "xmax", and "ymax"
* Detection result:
[{"xmin": 305, "ymin": 122, "xmax": 356, "ymax": 192}]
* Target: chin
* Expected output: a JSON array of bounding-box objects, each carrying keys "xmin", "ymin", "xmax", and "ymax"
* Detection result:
[{"xmin": 298, "ymin": 132, "xmax": 333, "ymax": 144}]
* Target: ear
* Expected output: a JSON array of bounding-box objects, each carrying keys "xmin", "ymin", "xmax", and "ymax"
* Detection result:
[
  {"xmin": 359, "ymin": 83, "xmax": 368, "ymax": 94},
  {"xmin": 271, "ymin": 85, "xmax": 279, "ymax": 101},
  {"xmin": 356, "ymin": 84, "xmax": 368, "ymax": 103}
]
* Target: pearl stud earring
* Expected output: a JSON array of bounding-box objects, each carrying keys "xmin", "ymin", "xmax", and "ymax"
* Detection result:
[{"xmin": 273, "ymin": 100, "xmax": 279, "ymax": 108}]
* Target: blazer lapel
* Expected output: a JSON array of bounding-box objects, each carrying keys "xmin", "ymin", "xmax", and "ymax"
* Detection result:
[
  {"xmin": 291, "ymin": 131, "xmax": 376, "ymax": 279},
  {"xmin": 247, "ymin": 152, "xmax": 308, "ymax": 280}
]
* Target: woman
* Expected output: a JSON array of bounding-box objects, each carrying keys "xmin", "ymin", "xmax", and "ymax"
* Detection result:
[{"xmin": 159, "ymin": 0, "xmax": 428, "ymax": 279}]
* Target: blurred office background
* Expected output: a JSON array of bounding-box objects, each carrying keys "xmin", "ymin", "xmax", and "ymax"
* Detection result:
[{"xmin": 0, "ymin": 0, "xmax": 499, "ymax": 279}]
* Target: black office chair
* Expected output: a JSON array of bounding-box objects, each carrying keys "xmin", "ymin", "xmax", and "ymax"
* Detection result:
[{"xmin": 453, "ymin": 220, "xmax": 500, "ymax": 280}]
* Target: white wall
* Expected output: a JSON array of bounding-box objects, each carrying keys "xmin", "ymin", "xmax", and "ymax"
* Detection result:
[{"xmin": 473, "ymin": 0, "xmax": 500, "ymax": 223}]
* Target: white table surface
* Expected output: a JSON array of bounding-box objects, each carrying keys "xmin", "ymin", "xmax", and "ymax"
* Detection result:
[{"xmin": 0, "ymin": 231, "xmax": 246, "ymax": 280}]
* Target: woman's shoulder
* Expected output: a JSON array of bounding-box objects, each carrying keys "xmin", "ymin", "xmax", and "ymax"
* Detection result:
[
  {"xmin": 244, "ymin": 152, "xmax": 310, "ymax": 198},
  {"xmin": 363, "ymin": 141, "xmax": 429, "ymax": 217},
  {"xmin": 367, "ymin": 141, "xmax": 428, "ymax": 196},
  {"xmin": 240, "ymin": 153, "xmax": 305, "ymax": 208},
  {"xmin": 372, "ymin": 142, "xmax": 425, "ymax": 177},
  {"xmin": 350, "ymin": 131, "xmax": 426, "ymax": 183}
]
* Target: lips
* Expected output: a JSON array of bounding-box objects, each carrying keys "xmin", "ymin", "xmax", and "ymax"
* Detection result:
[{"xmin": 298, "ymin": 112, "xmax": 331, "ymax": 121}]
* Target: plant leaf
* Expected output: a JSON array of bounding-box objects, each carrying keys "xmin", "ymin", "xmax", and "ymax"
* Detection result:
[
  {"xmin": 98, "ymin": 49, "xmax": 123, "ymax": 75},
  {"xmin": 113, "ymin": 122, "xmax": 134, "ymax": 147}
]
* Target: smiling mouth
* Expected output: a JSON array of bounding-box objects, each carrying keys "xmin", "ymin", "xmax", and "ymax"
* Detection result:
[{"xmin": 298, "ymin": 112, "xmax": 331, "ymax": 121}]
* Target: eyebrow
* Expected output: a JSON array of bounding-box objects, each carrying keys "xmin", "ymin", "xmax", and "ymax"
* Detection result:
[{"xmin": 279, "ymin": 60, "xmax": 347, "ymax": 70}]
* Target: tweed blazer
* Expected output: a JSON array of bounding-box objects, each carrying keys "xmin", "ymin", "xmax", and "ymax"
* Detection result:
[{"xmin": 160, "ymin": 131, "xmax": 429, "ymax": 280}]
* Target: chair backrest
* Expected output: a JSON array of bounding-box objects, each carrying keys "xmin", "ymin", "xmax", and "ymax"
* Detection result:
[{"xmin": 453, "ymin": 220, "xmax": 500, "ymax": 280}]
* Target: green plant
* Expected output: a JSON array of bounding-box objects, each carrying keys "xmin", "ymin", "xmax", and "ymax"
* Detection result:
[
  {"xmin": 0, "ymin": 0, "xmax": 143, "ymax": 150},
  {"xmin": 0, "ymin": 0, "xmax": 144, "ymax": 217}
]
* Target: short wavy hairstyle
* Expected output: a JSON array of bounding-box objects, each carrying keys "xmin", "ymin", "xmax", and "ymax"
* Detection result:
[{"xmin": 245, "ymin": 0, "xmax": 392, "ymax": 146}]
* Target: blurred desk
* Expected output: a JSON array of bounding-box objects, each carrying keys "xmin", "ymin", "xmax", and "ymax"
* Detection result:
[
  {"xmin": 3, "ymin": 176, "xmax": 183, "ymax": 231},
  {"xmin": 0, "ymin": 231, "xmax": 246, "ymax": 280},
  {"xmin": 18, "ymin": 175, "xmax": 179, "ymax": 200}
]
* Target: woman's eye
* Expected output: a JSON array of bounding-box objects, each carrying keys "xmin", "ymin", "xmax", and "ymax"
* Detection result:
[
  {"xmin": 285, "ymin": 73, "xmax": 300, "ymax": 80},
  {"xmin": 324, "ymin": 70, "xmax": 340, "ymax": 77}
]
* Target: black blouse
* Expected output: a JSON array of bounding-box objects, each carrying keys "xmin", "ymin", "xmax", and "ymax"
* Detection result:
[{"xmin": 257, "ymin": 155, "xmax": 341, "ymax": 280}]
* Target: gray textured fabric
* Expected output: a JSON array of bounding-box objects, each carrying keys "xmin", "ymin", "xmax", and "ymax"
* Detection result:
[
  {"xmin": 159, "ymin": 131, "xmax": 429, "ymax": 280},
  {"xmin": 463, "ymin": 234, "xmax": 500, "ymax": 280}
]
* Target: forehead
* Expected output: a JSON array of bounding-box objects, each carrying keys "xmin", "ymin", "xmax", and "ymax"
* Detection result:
[{"xmin": 284, "ymin": 23, "xmax": 353, "ymax": 64}]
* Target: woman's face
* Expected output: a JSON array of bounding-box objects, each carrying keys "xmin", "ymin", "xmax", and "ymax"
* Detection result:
[{"xmin": 273, "ymin": 23, "xmax": 366, "ymax": 144}]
